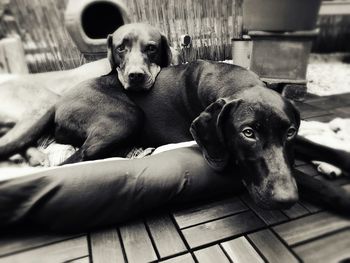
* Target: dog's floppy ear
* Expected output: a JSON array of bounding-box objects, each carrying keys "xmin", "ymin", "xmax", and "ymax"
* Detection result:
[
  {"xmin": 291, "ymin": 101, "xmax": 301, "ymax": 129},
  {"xmin": 190, "ymin": 98, "xmax": 241, "ymax": 171},
  {"xmin": 160, "ymin": 33, "xmax": 173, "ymax": 67},
  {"xmin": 107, "ymin": 34, "xmax": 117, "ymax": 71}
]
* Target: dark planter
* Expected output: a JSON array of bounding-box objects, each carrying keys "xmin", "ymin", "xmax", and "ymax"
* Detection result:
[
  {"xmin": 242, "ymin": 0, "xmax": 322, "ymax": 32},
  {"xmin": 248, "ymin": 30, "xmax": 318, "ymax": 82}
]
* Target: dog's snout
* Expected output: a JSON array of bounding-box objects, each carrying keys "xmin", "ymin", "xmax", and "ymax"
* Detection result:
[
  {"xmin": 271, "ymin": 188, "xmax": 299, "ymax": 209},
  {"xmin": 128, "ymin": 72, "xmax": 145, "ymax": 83}
]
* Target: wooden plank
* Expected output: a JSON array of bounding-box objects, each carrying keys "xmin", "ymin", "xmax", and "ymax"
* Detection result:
[
  {"xmin": 295, "ymin": 102, "xmax": 330, "ymax": 120},
  {"xmin": 182, "ymin": 211, "xmax": 265, "ymax": 248},
  {"xmin": 282, "ymin": 203, "xmax": 310, "ymax": 219},
  {"xmin": 274, "ymin": 212, "xmax": 350, "ymax": 246},
  {"xmin": 298, "ymin": 200, "xmax": 322, "ymax": 213},
  {"xmin": 294, "ymin": 229, "xmax": 350, "ymax": 263},
  {"xmin": 161, "ymin": 253, "xmax": 194, "ymax": 263},
  {"xmin": 241, "ymin": 194, "xmax": 288, "ymax": 225},
  {"xmin": 248, "ymin": 229, "xmax": 298, "ymax": 263},
  {"xmin": 0, "ymin": 230, "xmax": 80, "ymax": 257},
  {"xmin": 342, "ymin": 184, "xmax": 350, "ymax": 193},
  {"xmin": 90, "ymin": 228, "xmax": 124, "ymax": 263},
  {"xmin": 119, "ymin": 220, "xmax": 157, "ymax": 263},
  {"xmin": 332, "ymin": 106, "xmax": 350, "ymax": 118},
  {"xmin": 305, "ymin": 96, "xmax": 350, "ymax": 111},
  {"xmin": 194, "ymin": 245, "xmax": 230, "ymax": 263},
  {"xmin": 305, "ymin": 114, "xmax": 337, "ymax": 123},
  {"xmin": 0, "ymin": 236, "xmax": 89, "ymax": 263},
  {"xmin": 174, "ymin": 197, "xmax": 248, "ymax": 229},
  {"xmin": 69, "ymin": 257, "xmax": 90, "ymax": 263},
  {"xmin": 294, "ymin": 159, "xmax": 308, "ymax": 167},
  {"xmin": 295, "ymin": 165, "xmax": 318, "ymax": 177},
  {"xmin": 0, "ymin": 37, "xmax": 29, "ymax": 73},
  {"xmin": 146, "ymin": 214, "xmax": 187, "ymax": 259},
  {"xmin": 319, "ymin": 1, "xmax": 350, "ymax": 15},
  {"xmin": 221, "ymin": 236, "xmax": 264, "ymax": 263}
]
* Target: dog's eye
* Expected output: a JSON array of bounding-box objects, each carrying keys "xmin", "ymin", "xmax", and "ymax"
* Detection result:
[
  {"xmin": 116, "ymin": 44, "xmax": 125, "ymax": 52},
  {"xmin": 242, "ymin": 128, "xmax": 255, "ymax": 139},
  {"xmin": 145, "ymin": 44, "xmax": 157, "ymax": 53},
  {"xmin": 286, "ymin": 127, "xmax": 297, "ymax": 139}
]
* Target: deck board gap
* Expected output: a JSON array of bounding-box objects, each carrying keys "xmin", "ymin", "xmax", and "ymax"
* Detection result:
[
  {"xmin": 86, "ymin": 233, "xmax": 93, "ymax": 263},
  {"xmin": 144, "ymin": 219, "xmax": 161, "ymax": 260},
  {"xmin": 291, "ymin": 226, "xmax": 350, "ymax": 248},
  {"xmin": 179, "ymin": 209, "xmax": 249, "ymax": 230},
  {"xmin": 169, "ymin": 213, "xmax": 193, "ymax": 253},
  {"xmin": 0, "ymin": 233, "xmax": 86, "ymax": 258},
  {"xmin": 117, "ymin": 227, "xmax": 129, "ymax": 263},
  {"xmin": 268, "ymin": 227, "xmax": 303, "ymax": 262},
  {"xmin": 217, "ymin": 243, "xmax": 234, "ymax": 263},
  {"xmin": 244, "ymin": 235, "xmax": 269, "ymax": 263}
]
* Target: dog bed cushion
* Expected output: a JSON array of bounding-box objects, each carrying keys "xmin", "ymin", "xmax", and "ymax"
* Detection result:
[{"xmin": 0, "ymin": 144, "xmax": 242, "ymax": 232}]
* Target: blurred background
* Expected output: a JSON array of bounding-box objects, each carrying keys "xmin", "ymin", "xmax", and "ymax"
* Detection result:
[{"xmin": 0, "ymin": 0, "xmax": 349, "ymax": 73}]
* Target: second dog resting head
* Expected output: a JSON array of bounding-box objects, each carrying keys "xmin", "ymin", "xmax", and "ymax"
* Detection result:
[{"xmin": 107, "ymin": 23, "xmax": 173, "ymax": 91}]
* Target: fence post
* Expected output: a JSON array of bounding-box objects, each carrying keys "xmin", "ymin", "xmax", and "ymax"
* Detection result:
[
  {"xmin": 232, "ymin": 0, "xmax": 243, "ymax": 39},
  {"xmin": 0, "ymin": 35, "xmax": 28, "ymax": 74}
]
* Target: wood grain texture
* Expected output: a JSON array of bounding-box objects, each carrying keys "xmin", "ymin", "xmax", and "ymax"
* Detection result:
[
  {"xmin": 306, "ymin": 95, "xmax": 350, "ymax": 111},
  {"xmin": 274, "ymin": 211, "xmax": 350, "ymax": 245},
  {"xmin": 119, "ymin": 220, "xmax": 157, "ymax": 263},
  {"xmin": 0, "ymin": 236, "xmax": 89, "ymax": 263},
  {"xmin": 182, "ymin": 211, "xmax": 265, "ymax": 248},
  {"xmin": 299, "ymin": 200, "xmax": 322, "ymax": 213},
  {"xmin": 332, "ymin": 106, "xmax": 350, "ymax": 118},
  {"xmin": 248, "ymin": 229, "xmax": 298, "ymax": 263},
  {"xmin": 295, "ymin": 165, "xmax": 319, "ymax": 177},
  {"xmin": 161, "ymin": 253, "xmax": 194, "ymax": 263},
  {"xmin": 0, "ymin": 230, "xmax": 80, "ymax": 257},
  {"xmin": 282, "ymin": 203, "xmax": 310, "ymax": 219},
  {"xmin": 90, "ymin": 228, "xmax": 124, "ymax": 263},
  {"xmin": 294, "ymin": 229, "xmax": 350, "ymax": 263},
  {"xmin": 146, "ymin": 214, "xmax": 187, "ymax": 258},
  {"xmin": 305, "ymin": 114, "xmax": 337, "ymax": 122},
  {"xmin": 241, "ymin": 194, "xmax": 288, "ymax": 225},
  {"xmin": 295, "ymin": 102, "xmax": 330, "ymax": 119},
  {"xmin": 174, "ymin": 197, "xmax": 248, "ymax": 229},
  {"xmin": 294, "ymin": 159, "xmax": 308, "ymax": 167},
  {"xmin": 221, "ymin": 236, "xmax": 264, "ymax": 263},
  {"xmin": 194, "ymin": 245, "xmax": 230, "ymax": 263},
  {"xmin": 69, "ymin": 256, "xmax": 90, "ymax": 263}
]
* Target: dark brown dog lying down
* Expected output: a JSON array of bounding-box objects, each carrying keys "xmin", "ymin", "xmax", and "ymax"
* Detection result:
[
  {"xmin": 0, "ymin": 22, "xmax": 175, "ymax": 165},
  {"xmin": 1, "ymin": 60, "xmax": 349, "ymax": 210}
]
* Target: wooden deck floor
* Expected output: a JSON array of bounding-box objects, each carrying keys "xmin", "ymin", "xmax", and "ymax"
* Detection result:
[{"xmin": 1, "ymin": 93, "xmax": 350, "ymax": 263}]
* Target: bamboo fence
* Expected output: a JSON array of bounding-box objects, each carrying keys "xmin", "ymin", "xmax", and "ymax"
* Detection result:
[{"xmin": 0, "ymin": 0, "xmax": 349, "ymax": 73}]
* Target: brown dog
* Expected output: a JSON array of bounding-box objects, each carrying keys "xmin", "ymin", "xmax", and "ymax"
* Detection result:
[
  {"xmin": 0, "ymin": 23, "xmax": 176, "ymax": 165},
  {"xmin": 1, "ymin": 60, "xmax": 349, "ymax": 211},
  {"xmin": 107, "ymin": 23, "xmax": 173, "ymax": 91}
]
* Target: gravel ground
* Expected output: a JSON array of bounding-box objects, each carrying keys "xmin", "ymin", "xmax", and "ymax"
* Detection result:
[{"xmin": 307, "ymin": 53, "xmax": 350, "ymax": 96}]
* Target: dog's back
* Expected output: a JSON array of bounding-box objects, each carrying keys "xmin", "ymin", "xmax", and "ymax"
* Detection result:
[{"xmin": 127, "ymin": 60, "xmax": 264, "ymax": 146}]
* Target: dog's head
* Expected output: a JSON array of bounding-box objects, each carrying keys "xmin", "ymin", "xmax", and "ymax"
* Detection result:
[
  {"xmin": 190, "ymin": 86, "xmax": 300, "ymax": 209},
  {"xmin": 107, "ymin": 23, "xmax": 172, "ymax": 91}
]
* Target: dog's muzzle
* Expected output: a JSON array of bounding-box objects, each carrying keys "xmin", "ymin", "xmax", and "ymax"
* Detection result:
[{"xmin": 117, "ymin": 63, "xmax": 160, "ymax": 91}]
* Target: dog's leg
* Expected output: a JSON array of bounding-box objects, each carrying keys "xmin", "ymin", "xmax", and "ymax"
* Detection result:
[
  {"xmin": 60, "ymin": 120, "xmax": 139, "ymax": 165},
  {"xmin": 295, "ymin": 136, "xmax": 350, "ymax": 173},
  {"xmin": 294, "ymin": 170, "xmax": 350, "ymax": 216}
]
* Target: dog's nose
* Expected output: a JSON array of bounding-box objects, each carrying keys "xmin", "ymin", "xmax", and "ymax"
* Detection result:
[
  {"xmin": 271, "ymin": 187, "xmax": 299, "ymax": 209},
  {"xmin": 128, "ymin": 72, "xmax": 145, "ymax": 83}
]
